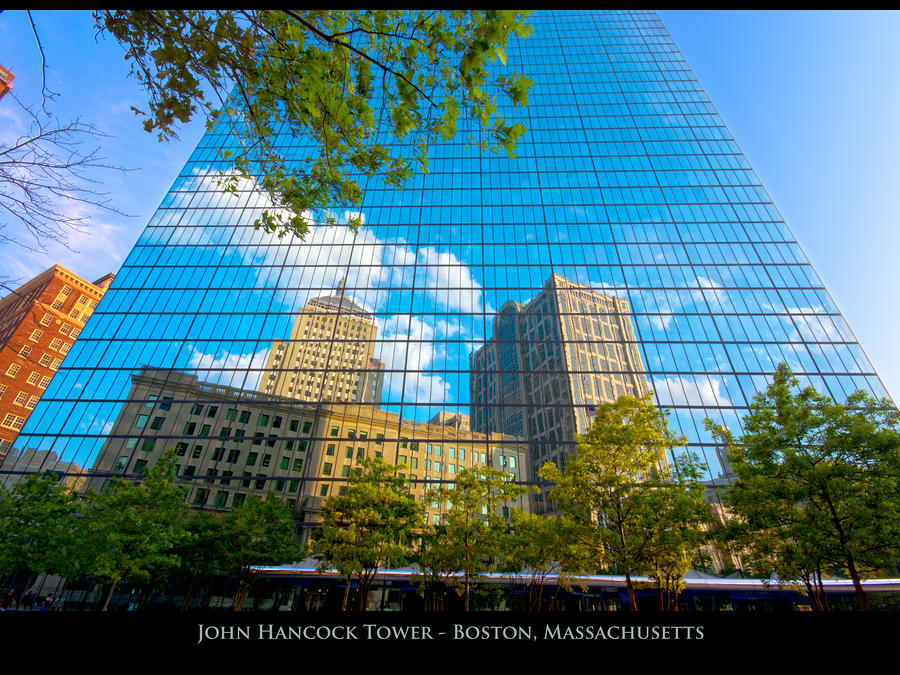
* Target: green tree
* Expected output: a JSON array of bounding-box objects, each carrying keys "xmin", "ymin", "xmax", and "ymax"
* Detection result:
[
  {"xmin": 411, "ymin": 523, "xmax": 457, "ymax": 611},
  {"xmin": 81, "ymin": 451, "xmax": 192, "ymax": 611},
  {"xmin": 539, "ymin": 393, "xmax": 688, "ymax": 612},
  {"xmin": 498, "ymin": 510, "xmax": 591, "ymax": 611},
  {"xmin": 426, "ymin": 466, "xmax": 529, "ymax": 611},
  {"xmin": 637, "ymin": 452, "xmax": 711, "ymax": 611},
  {"xmin": 0, "ymin": 474, "xmax": 82, "ymax": 602},
  {"xmin": 94, "ymin": 10, "xmax": 533, "ymax": 238},
  {"xmin": 707, "ymin": 362, "xmax": 900, "ymax": 611},
  {"xmin": 714, "ymin": 513, "xmax": 834, "ymax": 612},
  {"xmin": 170, "ymin": 510, "xmax": 225, "ymax": 611},
  {"xmin": 218, "ymin": 494, "xmax": 302, "ymax": 611},
  {"xmin": 313, "ymin": 457, "xmax": 423, "ymax": 611}
]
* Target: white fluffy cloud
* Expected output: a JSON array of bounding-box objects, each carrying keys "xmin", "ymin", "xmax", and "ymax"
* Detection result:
[
  {"xmin": 416, "ymin": 245, "xmax": 490, "ymax": 315},
  {"xmin": 184, "ymin": 170, "xmax": 488, "ymax": 317},
  {"xmin": 186, "ymin": 342, "xmax": 271, "ymax": 391},
  {"xmin": 375, "ymin": 314, "xmax": 452, "ymax": 405},
  {"xmin": 654, "ymin": 374, "xmax": 733, "ymax": 408}
]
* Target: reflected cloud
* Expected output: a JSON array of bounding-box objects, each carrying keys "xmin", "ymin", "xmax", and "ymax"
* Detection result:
[
  {"xmin": 416, "ymin": 245, "xmax": 490, "ymax": 314},
  {"xmin": 654, "ymin": 374, "xmax": 733, "ymax": 408},
  {"xmin": 375, "ymin": 314, "xmax": 452, "ymax": 404},
  {"xmin": 185, "ymin": 168, "xmax": 489, "ymax": 317},
  {"xmin": 186, "ymin": 342, "xmax": 271, "ymax": 390}
]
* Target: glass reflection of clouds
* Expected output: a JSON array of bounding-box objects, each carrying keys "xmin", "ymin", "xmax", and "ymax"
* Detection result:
[{"xmin": 4, "ymin": 10, "xmax": 890, "ymax": 493}]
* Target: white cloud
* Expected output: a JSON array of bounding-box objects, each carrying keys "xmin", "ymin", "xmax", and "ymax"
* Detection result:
[
  {"xmin": 416, "ymin": 245, "xmax": 490, "ymax": 314},
  {"xmin": 649, "ymin": 314, "xmax": 675, "ymax": 330},
  {"xmin": 654, "ymin": 374, "xmax": 733, "ymax": 408},
  {"xmin": 2, "ymin": 205, "xmax": 132, "ymax": 287},
  {"xmin": 185, "ymin": 343, "xmax": 271, "ymax": 391},
  {"xmin": 183, "ymin": 169, "xmax": 489, "ymax": 317},
  {"xmin": 374, "ymin": 314, "xmax": 452, "ymax": 405},
  {"xmin": 694, "ymin": 275, "xmax": 729, "ymax": 310},
  {"xmin": 435, "ymin": 318, "xmax": 465, "ymax": 338}
]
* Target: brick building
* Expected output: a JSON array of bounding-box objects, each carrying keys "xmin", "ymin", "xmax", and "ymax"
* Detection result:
[{"xmin": 0, "ymin": 265, "xmax": 114, "ymax": 460}]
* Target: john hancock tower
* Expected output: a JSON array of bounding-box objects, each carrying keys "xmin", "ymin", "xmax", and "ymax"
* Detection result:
[{"xmin": 3, "ymin": 11, "xmax": 891, "ymax": 523}]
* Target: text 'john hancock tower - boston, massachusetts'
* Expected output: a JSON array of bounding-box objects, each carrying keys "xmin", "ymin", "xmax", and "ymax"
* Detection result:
[{"xmin": 3, "ymin": 11, "xmax": 891, "ymax": 527}]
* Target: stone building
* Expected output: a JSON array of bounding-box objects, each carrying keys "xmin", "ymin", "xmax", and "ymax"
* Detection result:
[{"xmin": 89, "ymin": 367, "xmax": 531, "ymax": 533}]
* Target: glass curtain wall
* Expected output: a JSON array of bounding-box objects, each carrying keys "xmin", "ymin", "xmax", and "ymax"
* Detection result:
[{"xmin": 3, "ymin": 10, "xmax": 889, "ymax": 517}]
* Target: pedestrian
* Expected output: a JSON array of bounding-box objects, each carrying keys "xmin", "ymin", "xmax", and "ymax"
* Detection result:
[
  {"xmin": 39, "ymin": 595, "xmax": 54, "ymax": 611},
  {"xmin": 23, "ymin": 591, "xmax": 36, "ymax": 610}
]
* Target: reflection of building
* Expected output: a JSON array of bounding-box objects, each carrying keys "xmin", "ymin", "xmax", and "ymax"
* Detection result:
[
  {"xmin": 1, "ymin": 448, "xmax": 87, "ymax": 493},
  {"xmin": 90, "ymin": 367, "xmax": 530, "ymax": 532},
  {"xmin": 427, "ymin": 411, "xmax": 470, "ymax": 432},
  {"xmin": 0, "ymin": 266, "xmax": 114, "ymax": 461},
  {"xmin": 259, "ymin": 279, "xmax": 383, "ymax": 404},
  {"xmin": 471, "ymin": 274, "xmax": 650, "ymax": 483}
]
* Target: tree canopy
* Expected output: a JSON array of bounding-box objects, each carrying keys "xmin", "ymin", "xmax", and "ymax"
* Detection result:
[
  {"xmin": 313, "ymin": 456, "xmax": 422, "ymax": 611},
  {"xmin": 707, "ymin": 362, "xmax": 900, "ymax": 611},
  {"xmin": 0, "ymin": 473, "xmax": 83, "ymax": 585},
  {"xmin": 498, "ymin": 510, "xmax": 591, "ymax": 611},
  {"xmin": 95, "ymin": 10, "xmax": 533, "ymax": 238},
  {"xmin": 423, "ymin": 466, "xmax": 530, "ymax": 611},
  {"xmin": 81, "ymin": 451, "xmax": 193, "ymax": 610},
  {"xmin": 539, "ymin": 393, "xmax": 707, "ymax": 611},
  {"xmin": 218, "ymin": 493, "xmax": 302, "ymax": 611}
]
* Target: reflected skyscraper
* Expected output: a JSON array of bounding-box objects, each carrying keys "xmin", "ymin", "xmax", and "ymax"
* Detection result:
[
  {"xmin": 259, "ymin": 278, "xmax": 384, "ymax": 404},
  {"xmin": 3, "ymin": 10, "xmax": 891, "ymax": 502},
  {"xmin": 471, "ymin": 273, "xmax": 650, "ymax": 479}
]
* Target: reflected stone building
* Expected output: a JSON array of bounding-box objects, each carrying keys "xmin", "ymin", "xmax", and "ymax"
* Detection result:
[
  {"xmin": 471, "ymin": 274, "xmax": 650, "ymax": 479},
  {"xmin": 260, "ymin": 279, "xmax": 384, "ymax": 404},
  {"xmin": 1, "ymin": 448, "xmax": 87, "ymax": 493},
  {"xmin": 89, "ymin": 367, "xmax": 530, "ymax": 530}
]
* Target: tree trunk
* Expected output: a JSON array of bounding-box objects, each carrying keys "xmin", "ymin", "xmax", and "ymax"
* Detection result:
[
  {"xmin": 100, "ymin": 580, "xmax": 118, "ymax": 611},
  {"xmin": 844, "ymin": 555, "xmax": 870, "ymax": 611},
  {"xmin": 341, "ymin": 575, "xmax": 352, "ymax": 611},
  {"xmin": 55, "ymin": 578, "xmax": 68, "ymax": 612},
  {"xmin": 233, "ymin": 573, "xmax": 251, "ymax": 612},
  {"xmin": 16, "ymin": 573, "xmax": 38, "ymax": 607},
  {"xmin": 801, "ymin": 576, "xmax": 819, "ymax": 611},
  {"xmin": 551, "ymin": 579, "xmax": 563, "ymax": 611},
  {"xmin": 624, "ymin": 571, "xmax": 637, "ymax": 612},
  {"xmin": 816, "ymin": 568, "xmax": 830, "ymax": 612},
  {"xmin": 357, "ymin": 575, "xmax": 370, "ymax": 612},
  {"xmin": 181, "ymin": 576, "xmax": 196, "ymax": 612},
  {"xmin": 617, "ymin": 521, "xmax": 637, "ymax": 612},
  {"xmin": 233, "ymin": 585, "xmax": 249, "ymax": 612},
  {"xmin": 137, "ymin": 581, "xmax": 154, "ymax": 611},
  {"xmin": 822, "ymin": 488, "xmax": 869, "ymax": 611}
]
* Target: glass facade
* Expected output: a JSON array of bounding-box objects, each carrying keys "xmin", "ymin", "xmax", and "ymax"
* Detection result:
[{"xmin": 2, "ymin": 10, "xmax": 890, "ymax": 513}]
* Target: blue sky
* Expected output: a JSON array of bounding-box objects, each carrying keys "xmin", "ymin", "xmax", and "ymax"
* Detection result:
[{"xmin": 0, "ymin": 10, "xmax": 897, "ymax": 402}]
